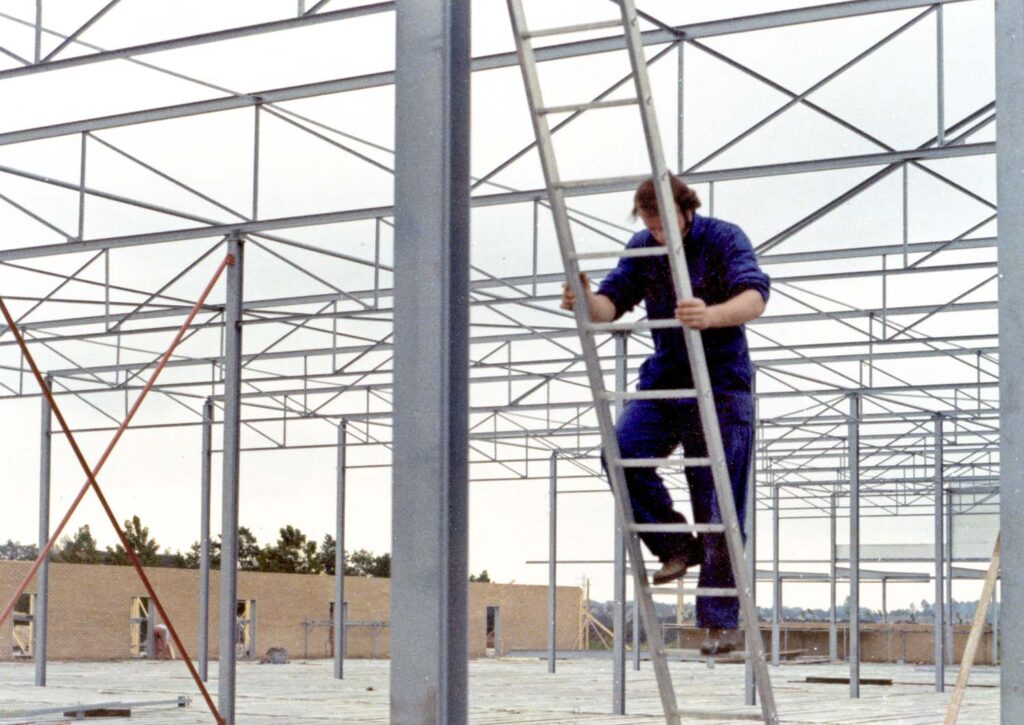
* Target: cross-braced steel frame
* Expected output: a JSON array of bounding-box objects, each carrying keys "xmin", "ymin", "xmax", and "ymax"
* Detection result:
[{"xmin": 0, "ymin": 0, "xmax": 1019, "ymax": 722}]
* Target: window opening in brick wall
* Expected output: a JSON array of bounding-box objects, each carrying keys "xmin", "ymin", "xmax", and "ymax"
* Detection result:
[
  {"xmin": 236, "ymin": 599, "xmax": 256, "ymax": 659},
  {"xmin": 486, "ymin": 606, "xmax": 502, "ymax": 657},
  {"xmin": 12, "ymin": 593, "xmax": 34, "ymax": 659},
  {"xmin": 129, "ymin": 596, "xmax": 153, "ymax": 658}
]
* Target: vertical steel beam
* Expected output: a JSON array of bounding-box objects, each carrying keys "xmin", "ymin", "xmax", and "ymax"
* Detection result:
[
  {"xmin": 390, "ymin": 2, "xmax": 471, "ymax": 721},
  {"xmin": 992, "ymin": 587, "xmax": 999, "ymax": 665},
  {"xmin": 218, "ymin": 235, "xmax": 244, "ymax": 724},
  {"xmin": 34, "ymin": 376, "xmax": 51, "ymax": 687},
  {"xmin": 334, "ymin": 420, "xmax": 347, "ymax": 679},
  {"xmin": 146, "ymin": 602, "xmax": 155, "ymax": 659},
  {"xmin": 198, "ymin": 397, "xmax": 213, "ymax": 682},
  {"xmin": 632, "ymin": 594, "xmax": 640, "ymax": 671},
  {"xmin": 252, "ymin": 107, "xmax": 261, "ymax": 220},
  {"xmin": 548, "ymin": 453, "xmax": 557, "ymax": 674},
  {"xmin": 945, "ymin": 489, "xmax": 954, "ymax": 665},
  {"xmin": 997, "ymin": 2, "xmax": 1024, "ymax": 714},
  {"xmin": 676, "ymin": 42, "xmax": 684, "ymax": 170},
  {"xmin": 883, "ymin": 577, "xmax": 891, "ymax": 662},
  {"xmin": 829, "ymin": 492, "xmax": 838, "ymax": 662},
  {"xmin": 849, "ymin": 393, "xmax": 861, "ymax": 699},
  {"xmin": 612, "ymin": 333, "xmax": 626, "ymax": 713},
  {"xmin": 745, "ymin": 422, "xmax": 758, "ymax": 706},
  {"xmin": 936, "ymin": 5, "xmax": 946, "ymax": 145},
  {"xmin": 33, "ymin": 1, "xmax": 42, "ymax": 64},
  {"xmin": 934, "ymin": 414, "xmax": 945, "ymax": 692},
  {"xmin": 771, "ymin": 485, "xmax": 780, "ymax": 666}
]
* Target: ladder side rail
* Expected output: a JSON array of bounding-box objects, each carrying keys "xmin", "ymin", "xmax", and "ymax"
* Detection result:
[
  {"xmin": 616, "ymin": 1, "xmax": 778, "ymax": 722},
  {"xmin": 506, "ymin": 3, "xmax": 681, "ymax": 721}
]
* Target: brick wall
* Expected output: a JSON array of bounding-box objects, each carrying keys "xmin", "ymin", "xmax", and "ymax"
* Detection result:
[{"xmin": 1, "ymin": 562, "xmax": 580, "ymax": 661}]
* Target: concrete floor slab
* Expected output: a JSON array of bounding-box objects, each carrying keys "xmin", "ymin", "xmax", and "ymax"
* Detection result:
[{"xmin": 0, "ymin": 658, "xmax": 999, "ymax": 723}]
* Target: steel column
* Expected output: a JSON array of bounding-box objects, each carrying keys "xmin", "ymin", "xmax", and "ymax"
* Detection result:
[
  {"xmin": 198, "ymin": 397, "xmax": 213, "ymax": 682},
  {"xmin": 996, "ymin": 1, "xmax": 1024, "ymax": 714},
  {"xmin": 548, "ymin": 453, "xmax": 557, "ymax": 674},
  {"xmin": 389, "ymin": 2, "xmax": 471, "ymax": 722},
  {"xmin": 883, "ymin": 578, "xmax": 890, "ymax": 662},
  {"xmin": 934, "ymin": 414, "xmax": 945, "ymax": 691},
  {"xmin": 849, "ymin": 393, "xmax": 861, "ymax": 699},
  {"xmin": 945, "ymin": 489, "xmax": 954, "ymax": 665},
  {"xmin": 612, "ymin": 332, "xmax": 627, "ymax": 713},
  {"xmin": 632, "ymin": 594, "xmax": 640, "ymax": 671},
  {"xmin": 146, "ymin": 603, "xmax": 155, "ymax": 659},
  {"xmin": 34, "ymin": 376, "xmax": 51, "ymax": 687},
  {"xmin": 218, "ymin": 235, "xmax": 244, "ymax": 724},
  {"xmin": 829, "ymin": 492, "xmax": 838, "ymax": 662},
  {"xmin": 771, "ymin": 485, "xmax": 780, "ymax": 666},
  {"xmin": 745, "ymin": 420, "xmax": 758, "ymax": 705},
  {"xmin": 992, "ymin": 588, "xmax": 999, "ymax": 665},
  {"xmin": 334, "ymin": 420, "xmax": 347, "ymax": 679}
]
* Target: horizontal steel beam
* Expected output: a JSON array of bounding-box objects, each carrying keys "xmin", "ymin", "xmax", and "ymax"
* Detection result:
[
  {"xmin": 0, "ymin": 142, "xmax": 994, "ymax": 262},
  {"xmin": 32, "ymin": 298, "xmax": 997, "ymax": 377},
  {"xmin": 0, "ymin": 0, "xmax": 962, "ymax": 94},
  {"xmin": 0, "ymin": 3, "xmax": 396, "ymax": 82}
]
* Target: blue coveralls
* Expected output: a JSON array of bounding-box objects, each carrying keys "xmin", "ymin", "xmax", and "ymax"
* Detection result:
[{"xmin": 597, "ymin": 214, "xmax": 770, "ymax": 630}]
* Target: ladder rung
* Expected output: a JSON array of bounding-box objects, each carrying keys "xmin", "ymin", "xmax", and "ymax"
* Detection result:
[
  {"xmin": 552, "ymin": 173, "xmax": 646, "ymax": 194},
  {"xmin": 522, "ymin": 19, "xmax": 622, "ymax": 39},
  {"xmin": 572, "ymin": 246, "xmax": 668, "ymax": 261},
  {"xmin": 614, "ymin": 456, "xmax": 710, "ymax": 468},
  {"xmin": 587, "ymin": 319, "xmax": 683, "ymax": 333},
  {"xmin": 627, "ymin": 523, "xmax": 724, "ymax": 534},
  {"xmin": 601, "ymin": 389, "xmax": 696, "ymax": 401},
  {"xmin": 539, "ymin": 97, "xmax": 638, "ymax": 115},
  {"xmin": 679, "ymin": 587, "xmax": 738, "ymax": 597},
  {"xmin": 673, "ymin": 707, "xmax": 762, "ymax": 721}
]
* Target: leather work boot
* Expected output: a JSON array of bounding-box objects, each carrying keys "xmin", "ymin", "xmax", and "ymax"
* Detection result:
[
  {"xmin": 700, "ymin": 627, "xmax": 743, "ymax": 656},
  {"xmin": 651, "ymin": 552, "xmax": 689, "ymax": 585},
  {"xmin": 651, "ymin": 536, "xmax": 701, "ymax": 586}
]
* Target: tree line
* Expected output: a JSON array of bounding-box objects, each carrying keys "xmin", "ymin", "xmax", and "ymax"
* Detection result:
[
  {"xmin": 0, "ymin": 517, "xmax": 391, "ymax": 577},
  {"xmin": 0, "ymin": 516, "xmax": 491, "ymax": 581}
]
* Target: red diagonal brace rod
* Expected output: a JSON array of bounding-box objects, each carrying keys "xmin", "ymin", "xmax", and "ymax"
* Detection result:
[{"xmin": 0, "ymin": 253, "xmax": 234, "ymax": 725}]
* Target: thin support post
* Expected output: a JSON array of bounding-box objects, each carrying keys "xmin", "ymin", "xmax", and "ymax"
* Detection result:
[
  {"xmin": 548, "ymin": 453, "xmax": 557, "ymax": 673},
  {"xmin": 934, "ymin": 414, "xmax": 945, "ymax": 692},
  {"xmin": 198, "ymin": 397, "xmax": 213, "ymax": 682},
  {"xmin": 77, "ymin": 133, "xmax": 86, "ymax": 240},
  {"xmin": 34, "ymin": 1, "xmax": 41, "ymax": 64},
  {"xmin": 390, "ymin": 2, "xmax": 471, "ymax": 719},
  {"xmin": 252, "ymin": 106, "xmax": 261, "ymax": 220},
  {"xmin": 676, "ymin": 41, "xmax": 684, "ymax": 170},
  {"xmin": 612, "ymin": 332, "xmax": 626, "ymax": 714},
  {"xmin": 849, "ymin": 393, "xmax": 861, "ymax": 699},
  {"xmin": 946, "ymin": 490, "xmax": 954, "ymax": 666},
  {"xmin": 218, "ymin": 235, "xmax": 244, "ymax": 724},
  {"xmin": 996, "ymin": 1, "xmax": 1024, "ymax": 713},
  {"xmin": 992, "ymin": 586, "xmax": 999, "ymax": 665},
  {"xmin": 531, "ymin": 199, "xmax": 539, "ymax": 298},
  {"xmin": 936, "ymin": 5, "xmax": 945, "ymax": 145},
  {"xmin": 334, "ymin": 420, "xmax": 347, "ymax": 679},
  {"xmin": 34, "ymin": 376, "xmax": 51, "ymax": 687},
  {"xmin": 829, "ymin": 492, "xmax": 838, "ymax": 662},
  {"xmin": 883, "ymin": 578, "xmax": 891, "ymax": 663},
  {"xmin": 632, "ymin": 594, "xmax": 640, "ymax": 671},
  {"xmin": 771, "ymin": 485, "xmax": 780, "ymax": 666},
  {"xmin": 745, "ymin": 417, "xmax": 758, "ymax": 706},
  {"xmin": 146, "ymin": 602, "xmax": 155, "ymax": 659}
]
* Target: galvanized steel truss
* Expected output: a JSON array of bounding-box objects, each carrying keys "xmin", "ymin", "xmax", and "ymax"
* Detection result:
[{"xmin": 0, "ymin": 0, "xmax": 1013, "ymax": 720}]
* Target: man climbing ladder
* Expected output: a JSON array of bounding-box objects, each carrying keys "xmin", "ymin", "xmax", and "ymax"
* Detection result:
[
  {"xmin": 508, "ymin": 0, "xmax": 778, "ymax": 719},
  {"xmin": 561, "ymin": 175, "xmax": 769, "ymax": 655}
]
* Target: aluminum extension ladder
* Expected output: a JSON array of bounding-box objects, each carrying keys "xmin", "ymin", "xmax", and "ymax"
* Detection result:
[{"xmin": 506, "ymin": 1, "xmax": 778, "ymax": 722}]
